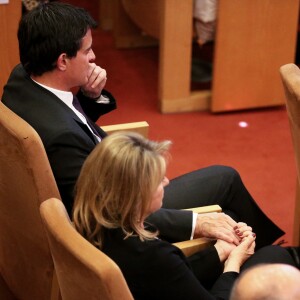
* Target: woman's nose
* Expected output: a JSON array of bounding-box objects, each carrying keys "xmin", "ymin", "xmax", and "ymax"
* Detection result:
[{"xmin": 163, "ymin": 177, "xmax": 169, "ymax": 187}]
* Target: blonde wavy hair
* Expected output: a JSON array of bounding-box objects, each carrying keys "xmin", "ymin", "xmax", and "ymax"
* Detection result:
[{"xmin": 73, "ymin": 131, "xmax": 171, "ymax": 249}]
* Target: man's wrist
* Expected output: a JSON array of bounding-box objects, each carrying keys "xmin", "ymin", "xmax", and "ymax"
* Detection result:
[
  {"xmin": 80, "ymin": 88, "xmax": 101, "ymax": 100},
  {"xmin": 80, "ymin": 88, "xmax": 110, "ymax": 104},
  {"xmin": 96, "ymin": 95, "xmax": 110, "ymax": 104}
]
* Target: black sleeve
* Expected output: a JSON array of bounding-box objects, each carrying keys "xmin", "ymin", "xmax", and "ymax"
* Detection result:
[
  {"xmin": 76, "ymin": 89, "xmax": 117, "ymax": 122},
  {"xmin": 146, "ymin": 208, "xmax": 194, "ymax": 242},
  {"xmin": 188, "ymin": 248, "xmax": 239, "ymax": 298},
  {"xmin": 210, "ymin": 272, "xmax": 239, "ymax": 299},
  {"xmin": 137, "ymin": 242, "xmax": 231, "ymax": 300},
  {"xmin": 188, "ymin": 245, "xmax": 224, "ymax": 290}
]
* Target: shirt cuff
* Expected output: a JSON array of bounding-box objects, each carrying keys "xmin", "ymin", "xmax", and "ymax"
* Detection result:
[
  {"xmin": 190, "ymin": 212, "xmax": 198, "ymax": 240},
  {"xmin": 95, "ymin": 95, "xmax": 110, "ymax": 104},
  {"xmin": 80, "ymin": 88, "xmax": 110, "ymax": 104}
]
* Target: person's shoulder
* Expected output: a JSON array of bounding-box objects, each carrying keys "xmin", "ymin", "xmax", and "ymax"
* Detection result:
[
  {"xmin": 7, "ymin": 64, "xmax": 28, "ymax": 80},
  {"xmin": 12, "ymin": 63, "xmax": 25, "ymax": 73},
  {"xmin": 3, "ymin": 63, "xmax": 40, "ymax": 103}
]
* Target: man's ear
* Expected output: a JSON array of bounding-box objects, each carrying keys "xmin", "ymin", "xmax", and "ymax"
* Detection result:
[{"xmin": 57, "ymin": 53, "xmax": 68, "ymax": 71}]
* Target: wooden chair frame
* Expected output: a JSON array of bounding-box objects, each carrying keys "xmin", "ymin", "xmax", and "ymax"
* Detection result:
[
  {"xmin": 279, "ymin": 63, "xmax": 300, "ymax": 246},
  {"xmin": 40, "ymin": 198, "xmax": 134, "ymax": 300},
  {"xmin": 0, "ymin": 101, "xmax": 61, "ymax": 300}
]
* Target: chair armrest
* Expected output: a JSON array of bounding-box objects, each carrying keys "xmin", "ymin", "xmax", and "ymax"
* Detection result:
[
  {"xmin": 173, "ymin": 238, "xmax": 215, "ymax": 257},
  {"xmin": 173, "ymin": 205, "xmax": 222, "ymax": 256},
  {"xmin": 183, "ymin": 204, "xmax": 222, "ymax": 214},
  {"xmin": 102, "ymin": 121, "xmax": 149, "ymax": 137}
]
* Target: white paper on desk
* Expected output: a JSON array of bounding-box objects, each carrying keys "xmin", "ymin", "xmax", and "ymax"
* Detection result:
[{"xmin": 0, "ymin": 0, "xmax": 9, "ymax": 4}]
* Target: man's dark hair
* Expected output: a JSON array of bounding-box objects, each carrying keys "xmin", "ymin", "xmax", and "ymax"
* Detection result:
[{"xmin": 18, "ymin": 1, "xmax": 97, "ymax": 76}]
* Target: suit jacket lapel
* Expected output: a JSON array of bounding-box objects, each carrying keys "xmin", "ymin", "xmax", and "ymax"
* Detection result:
[{"xmin": 72, "ymin": 117, "xmax": 99, "ymax": 144}]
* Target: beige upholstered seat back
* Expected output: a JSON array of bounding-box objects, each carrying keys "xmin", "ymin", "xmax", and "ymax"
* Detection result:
[
  {"xmin": 279, "ymin": 63, "xmax": 300, "ymax": 246},
  {"xmin": 40, "ymin": 198, "xmax": 134, "ymax": 300},
  {"xmin": 0, "ymin": 101, "xmax": 61, "ymax": 299}
]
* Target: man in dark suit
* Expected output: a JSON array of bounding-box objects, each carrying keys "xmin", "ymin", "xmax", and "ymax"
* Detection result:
[{"xmin": 1, "ymin": 2, "xmax": 284, "ymax": 247}]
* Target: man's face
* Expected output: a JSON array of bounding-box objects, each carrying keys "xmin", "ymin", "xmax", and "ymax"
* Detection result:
[{"xmin": 66, "ymin": 28, "xmax": 96, "ymax": 87}]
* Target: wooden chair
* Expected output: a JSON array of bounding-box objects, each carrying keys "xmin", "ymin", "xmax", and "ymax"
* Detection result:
[
  {"xmin": 279, "ymin": 63, "xmax": 300, "ymax": 246},
  {"xmin": 0, "ymin": 101, "xmax": 148, "ymax": 299},
  {"xmin": 0, "ymin": 101, "xmax": 61, "ymax": 300},
  {"xmin": 102, "ymin": 121, "xmax": 149, "ymax": 136},
  {"xmin": 40, "ymin": 198, "xmax": 134, "ymax": 300},
  {"xmin": 40, "ymin": 198, "xmax": 221, "ymax": 300}
]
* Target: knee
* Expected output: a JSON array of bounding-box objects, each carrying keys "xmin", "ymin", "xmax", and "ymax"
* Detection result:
[
  {"xmin": 255, "ymin": 245, "xmax": 295, "ymax": 265},
  {"xmin": 209, "ymin": 165, "xmax": 246, "ymax": 194},
  {"xmin": 212, "ymin": 165, "xmax": 241, "ymax": 183},
  {"xmin": 241, "ymin": 246, "xmax": 296, "ymax": 272}
]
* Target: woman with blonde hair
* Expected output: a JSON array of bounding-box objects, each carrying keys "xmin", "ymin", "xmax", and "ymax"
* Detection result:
[
  {"xmin": 73, "ymin": 131, "xmax": 171, "ymax": 247},
  {"xmin": 73, "ymin": 132, "xmax": 297, "ymax": 300}
]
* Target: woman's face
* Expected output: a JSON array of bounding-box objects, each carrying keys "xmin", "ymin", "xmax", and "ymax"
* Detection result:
[{"xmin": 148, "ymin": 176, "xmax": 169, "ymax": 215}]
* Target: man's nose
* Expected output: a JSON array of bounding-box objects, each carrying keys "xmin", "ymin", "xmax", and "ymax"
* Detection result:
[{"xmin": 89, "ymin": 49, "xmax": 96, "ymax": 61}]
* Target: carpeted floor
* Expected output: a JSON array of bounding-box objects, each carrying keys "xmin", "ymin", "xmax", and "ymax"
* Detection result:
[{"xmin": 68, "ymin": 0, "xmax": 297, "ymax": 246}]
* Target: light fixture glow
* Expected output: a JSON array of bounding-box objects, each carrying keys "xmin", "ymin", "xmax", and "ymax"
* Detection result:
[{"xmin": 238, "ymin": 121, "xmax": 248, "ymax": 128}]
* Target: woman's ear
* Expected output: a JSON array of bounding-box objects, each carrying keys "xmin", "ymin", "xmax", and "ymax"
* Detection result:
[{"xmin": 56, "ymin": 53, "xmax": 68, "ymax": 71}]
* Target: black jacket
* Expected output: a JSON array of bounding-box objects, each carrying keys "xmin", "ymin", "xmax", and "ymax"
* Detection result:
[{"xmin": 102, "ymin": 227, "xmax": 238, "ymax": 300}]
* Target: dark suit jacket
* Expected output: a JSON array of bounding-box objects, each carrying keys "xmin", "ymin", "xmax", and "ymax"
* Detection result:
[
  {"xmin": 1, "ymin": 64, "xmax": 194, "ymax": 241},
  {"xmin": 2, "ymin": 64, "xmax": 115, "ymax": 214},
  {"xmin": 102, "ymin": 227, "xmax": 238, "ymax": 300}
]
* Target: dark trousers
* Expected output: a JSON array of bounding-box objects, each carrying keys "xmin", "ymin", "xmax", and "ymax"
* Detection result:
[
  {"xmin": 162, "ymin": 165, "xmax": 284, "ymax": 249},
  {"xmin": 241, "ymin": 245, "xmax": 295, "ymax": 272}
]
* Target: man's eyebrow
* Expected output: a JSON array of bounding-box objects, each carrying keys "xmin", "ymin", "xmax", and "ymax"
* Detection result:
[{"xmin": 83, "ymin": 43, "xmax": 93, "ymax": 52}]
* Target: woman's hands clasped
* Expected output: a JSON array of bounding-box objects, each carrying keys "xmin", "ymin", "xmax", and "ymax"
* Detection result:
[
  {"xmin": 223, "ymin": 233, "xmax": 256, "ymax": 273},
  {"xmin": 213, "ymin": 221, "xmax": 256, "ymax": 273}
]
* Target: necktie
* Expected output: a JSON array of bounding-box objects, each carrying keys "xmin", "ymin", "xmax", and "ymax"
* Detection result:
[{"xmin": 72, "ymin": 96, "xmax": 101, "ymax": 139}]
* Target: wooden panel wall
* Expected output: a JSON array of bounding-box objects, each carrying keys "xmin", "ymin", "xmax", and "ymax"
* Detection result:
[
  {"xmin": 0, "ymin": 0, "xmax": 21, "ymax": 95},
  {"xmin": 212, "ymin": 0, "xmax": 300, "ymax": 112}
]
